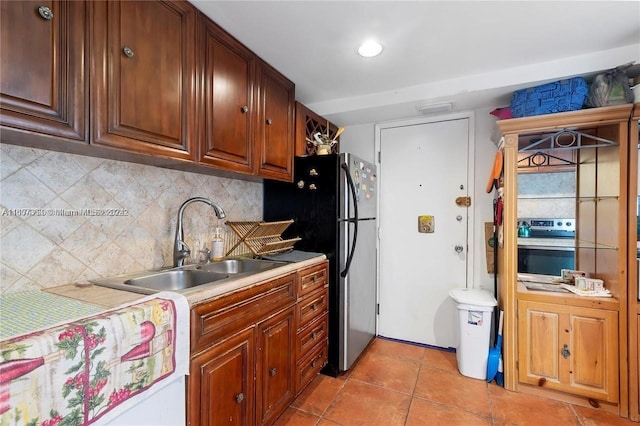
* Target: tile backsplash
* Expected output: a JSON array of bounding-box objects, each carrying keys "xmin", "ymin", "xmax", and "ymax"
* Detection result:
[
  {"xmin": 0, "ymin": 144, "xmax": 263, "ymax": 294},
  {"xmin": 517, "ymin": 171, "xmax": 576, "ymax": 218}
]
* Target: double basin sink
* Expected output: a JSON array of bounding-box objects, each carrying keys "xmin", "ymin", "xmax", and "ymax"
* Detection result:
[{"xmin": 90, "ymin": 258, "xmax": 285, "ymax": 294}]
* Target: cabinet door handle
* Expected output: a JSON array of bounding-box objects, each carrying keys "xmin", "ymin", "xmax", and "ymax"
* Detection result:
[
  {"xmin": 310, "ymin": 303, "xmax": 317, "ymax": 311},
  {"xmin": 311, "ymin": 331, "xmax": 317, "ymax": 340},
  {"xmin": 269, "ymin": 368, "xmax": 277, "ymax": 376},
  {"xmin": 38, "ymin": 5, "xmax": 54, "ymax": 20},
  {"xmin": 235, "ymin": 392, "xmax": 245, "ymax": 403},
  {"xmin": 561, "ymin": 344, "xmax": 571, "ymax": 359},
  {"xmin": 266, "ymin": 118, "xmax": 273, "ymax": 125},
  {"xmin": 122, "ymin": 46, "xmax": 134, "ymax": 58},
  {"xmin": 241, "ymin": 106, "xmax": 249, "ymax": 113}
]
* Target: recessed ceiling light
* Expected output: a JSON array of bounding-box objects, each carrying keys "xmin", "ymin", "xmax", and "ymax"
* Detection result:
[{"xmin": 357, "ymin": 40, "xmax": 383, "ymax": 58}]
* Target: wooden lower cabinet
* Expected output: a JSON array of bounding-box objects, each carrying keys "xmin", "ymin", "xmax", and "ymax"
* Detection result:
[
  {"xmin": 518, "ymin": 300, "xmax": 619, "ymax": 403},
  {"xmin": 256, "ymin": 307, "xmax": 295, "ymax": 426},
  {"xmin": 187, "ymin": 260, "xmax": 329, "ymax": 426},
  {"xmin": 189, "ymin": 327, "xmax": 256, "ymax": 426}
]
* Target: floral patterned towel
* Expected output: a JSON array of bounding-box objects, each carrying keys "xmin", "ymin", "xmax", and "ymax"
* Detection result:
[{"xmin": 0, "ymin": 291, "xmax": 189, "ymax": 426}]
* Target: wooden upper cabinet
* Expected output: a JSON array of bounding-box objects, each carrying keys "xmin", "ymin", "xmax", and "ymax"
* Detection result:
[
  {"xmin": 0, "ymin": 0, "xmax": 87, "ymax": 142},
  {"xmin": 197, "ymin": 14, "xmax": 255, "ymax": 173},
  {"xmin": 90, "ymin": 0, "xmax": 196, "ymax": 159},
  {"xmin": 254, "ymin": 61, "xmax": 295, "ymax": 182}
]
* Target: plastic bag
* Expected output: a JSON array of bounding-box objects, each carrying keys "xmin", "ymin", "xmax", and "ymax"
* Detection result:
[{"xmin": 585, "ymin": 63, "xmax": 635, "ymax": 107}]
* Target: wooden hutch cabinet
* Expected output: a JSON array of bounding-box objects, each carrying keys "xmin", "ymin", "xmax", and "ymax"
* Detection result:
[
  {"xmin": 627, "ymin": 103, "xmax": 640, "ymax": 421},
  {"xmin": 497, "ymin": 104, "xmax": 634, "ymax": 415}
]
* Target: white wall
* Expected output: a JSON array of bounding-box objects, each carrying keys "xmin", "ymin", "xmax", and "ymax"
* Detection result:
[{"xmin": 338, "ymin": 124, "xmax": 376, "ymax": 164}]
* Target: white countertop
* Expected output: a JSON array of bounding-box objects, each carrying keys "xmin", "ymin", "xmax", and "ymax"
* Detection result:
[
  {"xmin": 49, "ymin": 255, "xmax": 327, "ymax": 308},
  {"xmin": 179, "ymin": 255, "xmax": 327, "ymax": 305}
]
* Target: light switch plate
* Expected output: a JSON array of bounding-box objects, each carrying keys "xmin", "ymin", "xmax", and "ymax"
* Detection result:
[{"xmin": 418, "ymin": 215, "xmax": 434, "ymax": 233}]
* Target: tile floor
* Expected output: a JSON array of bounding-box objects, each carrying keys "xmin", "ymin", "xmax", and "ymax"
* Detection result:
[{"xmin": 275, "ymin": 337, "xmax": 636, "ymax": 426}]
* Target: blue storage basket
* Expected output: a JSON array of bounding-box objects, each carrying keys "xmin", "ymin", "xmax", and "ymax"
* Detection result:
[{"xmin": 510, "ymin": 77, "xmax": 588, "ymax": 118}]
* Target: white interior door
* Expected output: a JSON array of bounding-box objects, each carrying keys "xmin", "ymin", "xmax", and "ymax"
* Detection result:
[{"xmin": 378, "ymin": 118, "xmax": 470, "ymax": 349}]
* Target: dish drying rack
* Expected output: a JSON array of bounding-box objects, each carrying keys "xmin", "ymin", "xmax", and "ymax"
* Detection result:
[{"xmin": 225, "ymin": 220, "xmax": 301, "ymax": 257}]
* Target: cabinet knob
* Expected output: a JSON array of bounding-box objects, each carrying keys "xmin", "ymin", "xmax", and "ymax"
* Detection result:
[
  {"xmin": 311, "ymin": 331, "xmax": 318, "ymax": 340},
  {"xmin": 38, "ymin": 5, "xmax": 54, "ymax": 20},
  {"xmin": 311, "ymin": 303, "xmax": 317, "ymax": 311},
  {"xmin": 241, "ymin": 106, "xmax": 249, "ymax": 113},
  {"xmin": 308, "ymin": 184, "xmax": 317, "ymax": 191},
  {"xmin": 269, "ymin": 367, "xmax": 277, "ymax": 376},
  {"xmin": 454, "ymin": 245, "xmax": 464, "ymax": 253},
  {"xmin": 122, "ymin": 46, "xmax": 134, "ymax": 58},
  {"xmin": 561, "ymin": 344, "xmax": 571, "ymax": 359},
  {"xmin": 235, "ymin": 392, "xmax": 245, "ymax": 403},
  {"xmin": 309, "ymin": 168, "xmax": 318, "ymax": 176},
  {"xmin": 266, "ymin": 118, "xmax": 273, "ymax": 125}
]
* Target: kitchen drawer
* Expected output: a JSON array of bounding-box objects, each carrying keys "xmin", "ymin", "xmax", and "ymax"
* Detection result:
[
  {"xmin": 191, "ymin": 273, "xmax": 296, "ymax": 353},
  {"xmin": 297, "ymin": 262, "xmax": 328, "ymax": 298},
  {"xmin": 295, "ymin": 339, "xmax": 328, "ymax": 393},
  {"xmin": 296, "ymin": 312, "xmax": 328, "ymax": 360},
  {"xmin": 296, "ymin": 287, "xmax": 328, "ymax": 330}
]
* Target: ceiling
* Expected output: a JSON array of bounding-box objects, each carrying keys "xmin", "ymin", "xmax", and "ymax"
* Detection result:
[{"xmin": 191, "ymin": 1, "xmax": 640, "ymax": 126}]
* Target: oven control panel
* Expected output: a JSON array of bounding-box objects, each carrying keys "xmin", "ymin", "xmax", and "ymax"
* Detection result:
[{"xmin": 518, "ymin": 218, "xmax": 575, "ymax": 238}]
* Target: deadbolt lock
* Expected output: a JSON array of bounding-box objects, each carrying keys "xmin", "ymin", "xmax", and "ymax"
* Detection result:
[{"xmin": 456, "ymin": 196, "xmax": 471, "ymax": 207}]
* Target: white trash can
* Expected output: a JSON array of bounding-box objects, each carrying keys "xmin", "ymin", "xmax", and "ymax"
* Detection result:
[{"xmin": 449, "ymin": 288, "xmax": 497, "ymax": 380}]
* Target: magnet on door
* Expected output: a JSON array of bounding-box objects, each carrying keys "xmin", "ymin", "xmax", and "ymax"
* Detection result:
[{"xmin": 418, "ymin": 215, "xmax": 434, "ymax": 233}]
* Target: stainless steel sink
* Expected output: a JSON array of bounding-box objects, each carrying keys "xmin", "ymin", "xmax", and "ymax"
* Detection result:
[
  {"xmin": 197, "ymin": 258, "xmax": 284, "ymax": 274},
  {"xmin": 124, "ymin": 270, "xmax": 229, "ymax": 291},
  {"xmin": 90, "ymin": 258, "xmax": 286, "ymax": 294}
]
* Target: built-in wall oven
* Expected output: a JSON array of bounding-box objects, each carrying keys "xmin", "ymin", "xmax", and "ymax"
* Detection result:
[{"xmin": 517, "ymin": 218, "xmax": 575, "ymax": 276}]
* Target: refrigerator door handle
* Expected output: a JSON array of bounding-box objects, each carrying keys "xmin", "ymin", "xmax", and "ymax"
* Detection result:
[{"xmin": 340, "ymin": 163, "xmax": 359, "ymax": 278}]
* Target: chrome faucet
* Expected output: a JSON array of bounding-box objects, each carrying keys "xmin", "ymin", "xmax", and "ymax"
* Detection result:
[{"xmin": 173, "ymin": 197, "xmax": 226, "ymax": 267}]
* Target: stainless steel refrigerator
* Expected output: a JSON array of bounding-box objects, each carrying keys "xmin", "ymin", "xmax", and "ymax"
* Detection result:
[{"xmin": 263, "ymin": 153, "xmax": 377, "ymax": 375}]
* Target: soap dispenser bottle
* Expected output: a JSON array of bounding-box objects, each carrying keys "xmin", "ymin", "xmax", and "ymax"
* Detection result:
[{"xmin": 211, "ymin": 227, "xmax": 225, "ymax": 261}]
